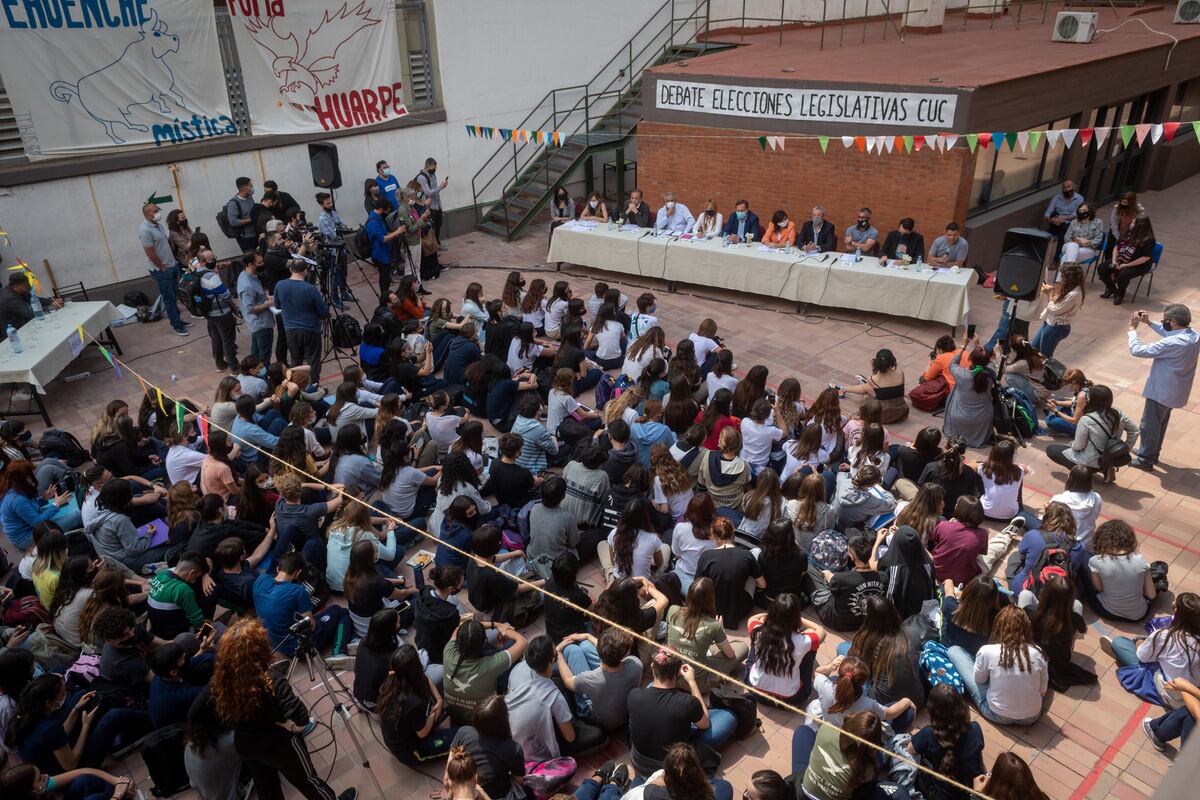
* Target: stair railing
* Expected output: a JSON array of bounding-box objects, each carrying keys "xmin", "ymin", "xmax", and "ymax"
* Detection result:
[{"xmin": 471, "ymin": 0, "xmax": 713, "ymax": 234}]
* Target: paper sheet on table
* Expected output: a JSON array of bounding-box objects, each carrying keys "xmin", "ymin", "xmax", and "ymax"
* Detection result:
[
  {"xmin": 67, "ymin": 330, "xmax": 84, "ymax": 358},
  {"xmin": 757, "ymin": 245, "xmax": 773, "ymax": 252}
]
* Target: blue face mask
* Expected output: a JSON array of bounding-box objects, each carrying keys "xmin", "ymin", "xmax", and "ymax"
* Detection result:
[
  {"xmin": 648, "ymin": 304, "xmax": 658, "ymax": 313},
  {"xmin": 258, "ymin": 367, "xmax": 268, "ymax": 378},
  {"xmin": 736, "ymin": 210, "xmax": 747, "ymax": 220}
]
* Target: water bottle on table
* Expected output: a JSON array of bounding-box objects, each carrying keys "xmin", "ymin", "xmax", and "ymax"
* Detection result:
[
  {"xmin": 31, "ymin": 292, "xmax": 44, "ymax": 320},
  {"xmin": 6, "ymin": 325, "xmax": 22, "ymax": 353}
]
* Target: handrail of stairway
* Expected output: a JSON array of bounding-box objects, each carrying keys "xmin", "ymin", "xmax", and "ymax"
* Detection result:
[{"xmin": 471, "ymin": 0, "xmax": 711, "ymax": 227}]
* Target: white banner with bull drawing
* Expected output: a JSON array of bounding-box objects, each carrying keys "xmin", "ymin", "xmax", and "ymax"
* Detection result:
[
  {"xmin": 226, "ymin": 0, "xmax": 407, "ymax": 136},
  {"xmin": 0, "ymin": 1, "xmax": 234, "ymax": 158}
]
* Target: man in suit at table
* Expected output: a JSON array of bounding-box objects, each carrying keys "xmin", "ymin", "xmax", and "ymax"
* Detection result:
[
  {"xmin": 799, "ymin": 205, "xmax": 837, "ymax": 253},
  {"xmin": 722, "ymin": 199, "xmax": 761, "ymax": 244}
]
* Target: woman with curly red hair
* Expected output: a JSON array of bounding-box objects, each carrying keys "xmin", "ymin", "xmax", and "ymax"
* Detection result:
[{"xmin": 210, "ymin": 620, "xmax": 357, "ymax": 800}]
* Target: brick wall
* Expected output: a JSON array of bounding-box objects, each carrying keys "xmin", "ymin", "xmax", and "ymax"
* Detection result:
[{"xmin": 636, "ymin": 121, "xmax": 978, "ymax": 249}]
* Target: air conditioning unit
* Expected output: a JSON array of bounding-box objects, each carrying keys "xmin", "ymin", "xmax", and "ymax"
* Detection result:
[
  {"xmin": 1176, "ymin": 0, "xmax": 1200, "ymax": 23},
  {"xmin": 1052, "ymin": 11, "xmax": 1098, "ymax": 43}
]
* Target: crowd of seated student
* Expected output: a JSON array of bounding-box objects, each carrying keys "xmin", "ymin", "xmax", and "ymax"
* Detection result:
[{"xmin": 2, "ymin": 266, "xmax": 1180, "ymax": 800}]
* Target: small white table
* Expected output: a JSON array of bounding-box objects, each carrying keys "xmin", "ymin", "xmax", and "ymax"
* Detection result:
[{"xmin": 0, "ymin": 300, "xmax": 124, "ymax": 425}]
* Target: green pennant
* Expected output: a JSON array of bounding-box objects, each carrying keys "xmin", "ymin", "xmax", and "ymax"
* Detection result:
[
  {"xmin": 757, "ymin": 136, "xmax": 768, "ymax": 151},
  {"xmin": 1027, "ymin": 130, "xmax": 1043, "ymax": 151},
  {"xmin": 176, "ymin": 401, "xmax": 186, "ymax": 434},
  {"xmin": 1005, "ymin": 132, "xmax": 1018, "ymax": 151},
  {"xmin": 98, "ymin": 345, "xmax": 113, "ymax": 365},
  {"xmin": 902, "ymin": 135, "xmax": 914, "ymax": 153},
  {"xmin": 1192, "ymin": 121, "xmax": 1200, "ymax": 141},
  {"xmin": 965, "ymin": 133, "xmax": 979, "ymax": 153},
  {"xmin": 818, "ymin": 136, "xmax": 830, "ymax": 153},
  {"xmin": 1119, "ymin": 125, "xmax": 1135, "ymax": 147}
]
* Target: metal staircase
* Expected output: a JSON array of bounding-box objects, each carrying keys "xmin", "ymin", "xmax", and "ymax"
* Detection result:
[{"xmin": 470, "ymin": 1, "xmax": 732, "ymax": 241}]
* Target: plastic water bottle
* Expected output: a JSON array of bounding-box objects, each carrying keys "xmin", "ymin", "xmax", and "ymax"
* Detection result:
[
  {"xmin": 7, "ymin": 325, "xmax": 22, "ymax": 353},
  {"xmin": 30, "ymin": 292, "xmax": 44, "ymax": 320},
  {"xmin": 855, "ymin": 247, "xmax": 862, "ymax": 262},
  {"xmin": 916, "ymin": 255, "xmax": 924, "ymax": 268}
]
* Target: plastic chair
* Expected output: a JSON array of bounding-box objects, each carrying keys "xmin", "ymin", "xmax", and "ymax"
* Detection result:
[{"xmin": 1133, "ymin": 242, "xmax": 1163, "ymax": 299}]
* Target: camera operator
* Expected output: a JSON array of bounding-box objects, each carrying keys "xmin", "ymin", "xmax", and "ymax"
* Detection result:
[
  {"xmin": 283, "ymin": 207, "xmax": 310, "ymax": 243},
  {"xmin": 263, "ymin": 224, "xmax": 318, "ymax": 364},
  {"xmin": 316, "ymin": 192, "xmax": 353, "ymax": 304},
  {"xmin": 273, "ymin": 259, "xmax": 329, "ymax": 386}
]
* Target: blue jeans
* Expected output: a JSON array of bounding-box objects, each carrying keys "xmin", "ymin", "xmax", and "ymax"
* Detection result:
[
  {"xmin": 792, "ymin": 725, "xmax": 817, "ymax": 774},
  {"xmin": 1150, "ymin": 705, "xmax": 1196, "ymax": 745},
  {"xmin": 984, "ymin": 298, "xmax": 1013, "ymax": 353},
  {"xmin": 250, "ymin": 327, "xmax": 274, "ymax": 366},
  {"xmin": 563, "ymin": 641, "xmax": 602, "ymax": 719},
  {"xmin": 1031, "ymin": 322, "xmax": 1071, "ymax": 358},
  {"xmin": 1045, "ymin": 410, "xmax": 1077, "ymax": 436},
  {"xmin": 149, "ymin": 265, "xmax": 184, "ymax": 330},
  {"xmin": 1110, "ymin": 635, "xmax": 1141, "ymax": 667},
  {"xmin": 947, "ymin": 645, "xmax": 1043, "ymax": 725},
  {"xmin": 574, "ymin": 368, "xmax": 603, "ymax": 395},
  {"xmin": 694, "ymin": 707, "xmax": 737, "ymax": 750},
  {"xmin": 575, "ymin": 777, "xmax": 645, "ymax": 800}
]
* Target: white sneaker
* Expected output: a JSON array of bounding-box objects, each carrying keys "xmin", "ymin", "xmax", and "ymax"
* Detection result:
[{"xmin": 1099, "ymin": 635, "xmax": 1116, "ymax": 660}]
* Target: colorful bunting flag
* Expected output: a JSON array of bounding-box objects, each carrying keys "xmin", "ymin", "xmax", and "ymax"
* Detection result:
[
  {"xmin": 1016, "ymin": 131, "xmax": 1029, "ymax": 152},
  {"xmin": 1004, "ymin": 132, "xmax": 1018, "ymax": 152},
  {"xmin": 902, "ymin": 135, "xmax": 913, "ymax": 153},
  {"xmin": 913, "ymin": 135, "xmax": 925, "ymax": 152},
  {"xmin": 1119, "ymin": 125, "xmax": 1135, "ymax": 147},
  {"xmin": 1061, "ymin": 129, "xmax": 1077, "ymax": 149},
  {"xmin": 1045, "ymin": 130, "xmax": 1061, "ymax": 148},
  {"xmin": 854, "ymin": 136, "xmax": 866, "ymax": 152},
  {"xmin": 883, "ymin": 136, "xmax": 895, "ymax": 154},
  {"xmin": 1150, "ymin": 124, "xmax": 1163, "ymax": 145},
  {"xmin": 176, "ymin": 401, "xmax": 186, "ymax": 434},
  {"xmin": 978, "ymin": 133, "xmax": 993, "ymax": 149},
  {"xmin": 1079, "ymin": 128, "xmax": 1094, "ymax": 148},
  {"xmin": 965, "ymin": 133, "xmax": 979, "ymax": 153},
  {"xmin": 1163, "ymin": 122, "xmax": 1181, "ymax": 142},
  {"xmin": 842, "ymin": 136, "xmax": 855, "ymax": 149},
  {"xmin": 818, "ymin": 136, "xmax": 830, "ymax": 153},
  {"xmin": 943, "ymin": 134, "xmax": 959, "ymax": 151},
  {"xmin": 757, "ymin": 135, "xmax": 768, "ymax": 151},
  {"xmin": 156, "ymin": 387, "xmax": 166, "ymax": 414},
  {"xmin": 1094, "ymin": 127, "xmax": 1110, "ymax": 148},
  {"xmin": 1193, "ymin": 121, "xmax": 1200, "ymax": 141},
  {"xmin": 1135, "ymin": 123, "xmax": 1151, "ymax": 146},
  {"xmin": 552, "ymin": 131, "xmax": 560, "ymax": 146},
  {"xmin": 1027, "ymin": 130, "xmax": 1043, "ymax": 151},
  {"xmin": 198, "ymin": 415, "xmax": 209, "ymax": 446},
  {"xmin": 465, "ymin": 125, "xmax": 475, "ymax": 138}
]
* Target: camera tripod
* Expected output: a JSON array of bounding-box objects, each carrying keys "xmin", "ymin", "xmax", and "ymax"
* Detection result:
[
  {"xmin": 310, "ymin": 241, "xmax": 366, "ymax": 373},
  {"xmin": 990, "ymin": 300, "xmax": 1027, "ymax": 447},
  {"xmin": 285, "ymin": 623, "xmax": 386, "ymax": 800}
]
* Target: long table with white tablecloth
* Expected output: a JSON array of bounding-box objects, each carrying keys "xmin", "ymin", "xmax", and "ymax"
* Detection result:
[
  {"xmin": 0, "ymin": 301, "xmax": 124, "ymax": 425},
  {"xmin": 547, "ymin": 223, "xmax": 973, "ymax": 326}
]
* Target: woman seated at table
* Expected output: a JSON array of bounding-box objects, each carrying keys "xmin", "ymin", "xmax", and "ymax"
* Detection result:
[
  {"xmin": 761, "ymin": 210, "xmax": 796, "ymax": 250},
  {"xmin": 579, "ymin": 192, "xmax": 609, "ymax": 223},
  {"xmin": 842, "ymin": 348, "xmax": 908, "ymax": 424},
  {"xmin": 692, "ymin": 200, "xmax": 724, "ymax": 238}
]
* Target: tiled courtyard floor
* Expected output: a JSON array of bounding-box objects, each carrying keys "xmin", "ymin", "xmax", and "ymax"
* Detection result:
[{"xmin": 10, "ymin": 175, "xmax": 1200, "ymax": 800}]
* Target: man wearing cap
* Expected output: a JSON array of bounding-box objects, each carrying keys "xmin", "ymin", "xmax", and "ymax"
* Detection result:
[
  {"xmin": 0, "ymin": 272, "xmax": 62, "ymax": 341},
  {"xmin": 1127, "ymin": 304, "xmax": 1200, "ymax": 470}
]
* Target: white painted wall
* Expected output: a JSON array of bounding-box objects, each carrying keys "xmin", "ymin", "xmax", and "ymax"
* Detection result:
[{"xmin": 0, "ymin": 0, "xmax": 698, "ymax": 289}]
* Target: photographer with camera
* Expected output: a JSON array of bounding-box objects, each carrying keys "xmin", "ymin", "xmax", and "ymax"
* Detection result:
[
  {"xmin": 273, "ymin": 259, "xmax": 329, "ymax": 386},
  {"xmin": 316, "ymin": 192, "xmax": 354, "ymax": 306}
]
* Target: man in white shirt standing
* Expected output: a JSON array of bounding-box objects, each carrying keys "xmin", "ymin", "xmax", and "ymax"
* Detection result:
[
  {"xmin": 1127, "ymin": 305, "xmax": 1200, "ymax": 470},
  {"xmin": 654, "ymin": 193, "xmax": 694, "ymax": 235}
]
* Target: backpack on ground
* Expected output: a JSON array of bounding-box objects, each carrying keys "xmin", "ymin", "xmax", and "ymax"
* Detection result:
[
  {"xmin": 994, "ymin": 386, "xmax": 1037, "ymax": 439},
  {"xmin": 919, "ymin": 640, "xmax": 965, "ymax": 693},
  {"xmin": 1042, "ymin": 357, "xmax": 1067, "ymax": 390},
  {"xmin": 709, "ymin": 683, "xmax": 760, "ymax": 739},
  {"xmin": 514, "ymin": 498, "xmax": 539, "ymax": 548},
  {"xmin": 38, "ymin": 428, "xmax": 89, "ymax": 467},
  {"xmin": 594, "ymin": 373, "xmax": 619, "ymax": 409},
  {"xmin": 523, "ymin": 757, "xmax": 577, "ymax": 800},
  {"xmin": 3, "ymin": 595, "xmax": 51, "ymax": 628},
  {"xmin": 331, "ymin": 314, "xmax": 363, "ymax": 349},
  {"xmin": 123, "ymin": 290, "xmax": 151, "ymax": 308},
  {"xmin": 140, "ymin": 723, "xmax": 191, "ymax": 797},
  {"xmin": 1022, "ymin": 543, "xmax": 1072, "ymax": 594},
  {"xmin": 215, "ymin": 208, "xmax": 238, "ymax": 239}
]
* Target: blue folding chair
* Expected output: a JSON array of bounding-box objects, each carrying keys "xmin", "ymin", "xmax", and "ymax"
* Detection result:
[{"xmin": 1134, "ymin": 241, "xmax": 1163, "ymax": 299}]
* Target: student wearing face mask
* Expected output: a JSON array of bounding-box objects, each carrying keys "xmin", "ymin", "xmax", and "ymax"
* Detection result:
[
  {"xmin": 1059, "ymin": 203, "xmax": 1104, "ymax": 264},
  {"xmin": 580, "ymin": 191, "xmax": 608, "ymax": 223},
  {"xmin": 139, "ymin": 201, "xmax": 191, "ymax": 337},
  {"xmin": 549, "ymin": 187, "xmax": 575, "ymax": 242},
  {"xmin": 1043, "ymin": 180, "xmax": 1084, "ymax": 243},
  {"xmin": 1106, "ymin": 190, "xmax": 1144, "ymax": 261},
  {"xmin": 692, "ymin": 199, "xmax": 723, "ymax": 238},
  {"xmin": 799, "ymin": 205, "xmax": 836, "ymax": 253},
  {"xmin": 761, "ymin": 210, "xmax": 796, "ymax": 250},
  {"xmin": 722, "ymin": 199, "xmax": 760, "ymax": 243},
  {"xmin": 654, "ymin": 192, "xmax": 694, "ymax": 234},
  {"xmin": 225, "ymin": 176, "xmax": 258, "ymax": 254},
  {"xmin": 165, "ymin": 209, "xmax": 193, "ymax": 264},
  {"xmin": 237, "ymin": 252, "xmax": 275, "ymax": 367},
  {"xmin": 843, "ymin": 207, "xmax": 879, "ymax": 256},
  {"xmin": 374, "ymin": 159, "xmax": 399, "ymax": 210}
]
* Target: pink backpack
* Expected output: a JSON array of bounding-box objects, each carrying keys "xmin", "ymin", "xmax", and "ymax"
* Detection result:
[{"xmin": 524, "ymin": 757, "xmax": 577, "ymax": 799}]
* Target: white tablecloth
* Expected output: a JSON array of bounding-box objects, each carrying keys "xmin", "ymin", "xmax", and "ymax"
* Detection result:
[
  {"xmin": 0, "ymin": 301, "xmax": 122, "ymax": 392},
  {"xmin": 548, "ymin": 225, "xmax": 973, "ymax": 325}
]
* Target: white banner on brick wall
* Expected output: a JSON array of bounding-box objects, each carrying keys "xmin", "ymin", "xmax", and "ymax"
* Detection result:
[
  {"xmin": 226, "ymin": 0, "xmax": 408, "ymax": 135},
  {"xmin": 0, "ymin": 1, "xmax": 234, "ymax": 158}
]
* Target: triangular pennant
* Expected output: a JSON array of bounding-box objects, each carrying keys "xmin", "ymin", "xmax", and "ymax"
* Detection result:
[
  {"xmin": 1061, "ymin": 129, "xmax": 1077, "ymax": 149},
  {"xmin": 1135, "ymin": 123, "xmax": 1151, "ymax": 145},
  {"xmin": 818, "ymin": 136, "xmax": 830, "ymax": 153},
  {"xmin": 552, "ymin": 131, "xmax": 560, "ymax": 146},
  {"xmin": 1016, "ymin": 131, "xmax": 1029, "ymax": 152},
  {"xmin": 1045, "ymin": 129, "xmax": 1061, "ymax": 148},
  {"xmin": 137, "ymin": 376, "xmax": 149, "ymax": 398},
  {"xmin": 1150, "ymin": 124, "xmax": 1163, "ymax": 144},
  {"xmin": 1027, "ymin": 130, "xmax": 1042, "ymax": 151},
  {"xmin": 176, "ymin": 401, "xmax": 186, "ymax": 434},
  {"xmin": 757, "ymin": 135, "xmax": 768, "ymax": 151},
  {"xmin": 1192, "ymin": 121, "xmax": 1200, "ymax": 141},
  {"xmin": 1163, "ymin": 122, "xmax": 1181, "ymax": 142},
  {"xmin": 1078, "ymin": 128, "xmax": 1094, "ymax": 148},
  {"xmin": 854, "ymin": 136, "xmax": 866, "ymax": 152},
  {"xmin": 156, "ymin": 387, "xmax": 166, "ymax": 414},
  {"xmin": 198, "ymin": 415, "xmax": 209, "ymax": 446},
  {"xmin": 775, "ymin": 136, "xmax": 785, "ymax": 152},
  {"xmin": 866, "ymin": 136, "xmax": 879, "ymax": 153},
  {"xmin": 842, "ymin": 136, "xmax": 855, "ymax": 149},
  {"xmin": 883, "ymin": 136, "xmax": 895, "ymax": 153},
  {"xmin": 902, "ymin": 135, "xmax": 913, "ymax": 153},
  {"xmin": 913, "ymin": 135, "xmax": 925, "ymax": 152},
  {"xmin": 943, "ymin": 134, "xmax": 959, "ymax": 151},
  {"xmin": 77, "ymin": 324, "xmax": 85, "ymax": 344},
  {"xmin": 465, "ymin": 124, "xmax": 474, "ymax": 138},
  {"xmin": 98, "ymin": 344, "xmax": 113, "ymax": 365},
  {"xmin": 978, "ymin": 132, "xmax": 993, "ymax": 149},
  {"xmin": 1004, "ymin": 132, "xmax": 1018, "ymax": 152},
  {"xmin": 1094, "ymin": 127, "xmax": 1110, "ymax": 148},
  {"xmin": 1119, "ymin": 125, "xmax": 1135, "ymax": 147},
  {"xmin": 965, "ymin": 133, "xmax": 979, "ymax": 153}
]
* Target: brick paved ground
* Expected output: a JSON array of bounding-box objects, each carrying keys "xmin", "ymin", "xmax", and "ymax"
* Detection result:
[{"xmin": 10, "ymin": 175, "xmax": 1200, "ymax": 800}]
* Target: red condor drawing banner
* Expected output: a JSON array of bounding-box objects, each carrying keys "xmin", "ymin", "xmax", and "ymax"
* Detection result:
[{"xmin": 227, "ymin": 0, "xmax": 407, "ymax": 135}]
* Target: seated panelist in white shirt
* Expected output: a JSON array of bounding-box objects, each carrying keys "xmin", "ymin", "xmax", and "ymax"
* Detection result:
[
  {"xmin": 654, "ymin": 192, "xmax": 694, "ymax": 235},
  {"xmin": 692, "ymin": 200, "xmax": 724, "ymax": 238}
]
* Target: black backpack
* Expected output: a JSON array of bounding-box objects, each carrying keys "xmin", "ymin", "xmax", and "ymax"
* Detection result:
[
  {"xmin": 331, "ymin": 315, "xmax": 362, "ymax": 349},
  {"xmin": 215, "ymin": 206, "xmax": 238, "ymax": 239},
  {"xmin": 176, "ymin": 270, "xmax": 212, "ymax": 317},
  {"xmin": 353, "ymin": 225, "xmax": 371, "ymax": 260},
  {"xmin": 709, "ymin": 683, "xmax": 760, "ymax": 739},
  {"xmin": 1022, "ymin": 542, "xmax": 1072, "ymax": 594},
  {"xmin": 123, "ymin": 290, "xmax": 150, "ymax": 308},
  {"xmin": 140, "ymin": 723, "xmax": 190, "ymax": 797},
  {"xmin": 38, "ymin": 428, "xmax": 89, "ymax": 467}
]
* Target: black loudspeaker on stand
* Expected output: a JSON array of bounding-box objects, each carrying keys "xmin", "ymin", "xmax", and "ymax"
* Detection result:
[
  {"xmin": 995, "ymin": 227, "xmax": 1054, "ymax": 301},
  {"xmin": 308, "ymin": 141, "xmax": 342, "ymax": 189}
]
